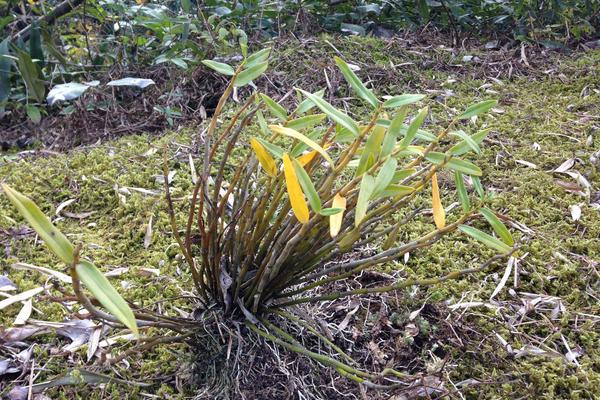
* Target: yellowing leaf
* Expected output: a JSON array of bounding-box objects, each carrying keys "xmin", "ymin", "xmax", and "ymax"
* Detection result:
[
  {"xmin": 269, "ymin": 125, "xmax": 334, "ymax": 167},
  {"xmin": 297, "ymin": 143, "xmax": 331, "ymax": 167},
  {"xmin": 330, "ymin": 193, "xmax": 346, "ymax": 237},
  {"xmin": 431, "ymin": 173, "xmax": 445, "ymax": 229},
  {"xmin": 250, "ymin": 138, "xmax": 277, "ymax": 177},
  {"xmin": 297, "ymin": 150, "xmax": 318, "ymax": 167},
  {"xmin": 283, "ymin": 154, "xmax": 310, "ymax": 224}
]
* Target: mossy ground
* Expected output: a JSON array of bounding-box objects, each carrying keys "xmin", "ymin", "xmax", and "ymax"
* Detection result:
[{"xmin": 1, "ymin": 36, "xmax": 599, "ymax": 398}]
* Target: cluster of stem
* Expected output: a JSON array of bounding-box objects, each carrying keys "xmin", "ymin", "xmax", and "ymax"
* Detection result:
[{"xmin": 163, "ymin": 73, "xmax": 499, "ymax": 320}]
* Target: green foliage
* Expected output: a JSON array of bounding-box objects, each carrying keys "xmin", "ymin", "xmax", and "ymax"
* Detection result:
[
  {"xmin": 282, "ymin": 0, "xmax": 599, "ymax": 42},
  {"xmin": 1, "ymin": 184, "xmax": 139, "ymax": 336},
  {"xmin": 0, "ymin": 0, "xmax": 254, "ymax": 117}
]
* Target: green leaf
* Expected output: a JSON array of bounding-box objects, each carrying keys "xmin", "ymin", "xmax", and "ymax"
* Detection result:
[
  {"xmin": 234, "ymin": 61, "xmax": 268, "ymax": 87},
  {"xmin": 375, "ymin": 184, "xmax": 414, "ymax": 199},
  {"xmin": 380, "ymin": 107, "xmax": 408, "ymax": 157},
  {"xmin": 319, "ymin": 207, "xmax": 343, "ymax": 216},
  {"xmin": 2, "ymin": 184, "xmax": 74, "ymax": 264},
  {"xmin": 391, "ymin": 168, "xmax": 416, "ymax": 184},
  {"xmin": 450, "ymin": 128, "xmax": 491, "ymax": 156},
  {"xmin": 340, "ymin": 23, "xmax": 365, "ymax": 35},
  {"xmin": 454, "ymin": 171, "xmax": 470, "ymax": 212},
  {"xmin": 0, "ymin": 16, "xmax": 15, "ymax": 31},
  {"xmin": 181, "ymin": 0, "xmax": 192, "ymax": 13},
  {"xmin": 14, "ymin": 47, "xmax": 45, "ymax": 102},
  {"xmin": 450, "ymin": 130, "xmax": 480, "ymax": 154},
  {"xmin": 372, "ymin": 158, "xmax": 397, "ymax": 197},
  {"xmin": 399, "ymin": 107, "xmax": 428, "ymax": 148},
  {"xmin": 297, "ymin": 88, "xmax": 359, "ymax": 137},
  {"xmin": 334, "ymin": 56, "xmax": 378, "ymax": 107},
  {"xmin": 413, "ymin": 129, "xmax": 437, "ymax": 142},
  {"xmin": 254, "ymin": 137, "xmax": 284, "ymax": 159},
  {"xmin": 26, "ymin": 104, "xmax": 41, "ymax": 124},
  {"xmin": 374, "ymin": 120, "xmax": 437, "ymax": 143},
  {"xmin": 295, "ymin": 89, "xmax": 325, "ymax": 115},
  {"xmin": 292, "ymin": 159, "xmax": 321, "ymax": 212},
  {"xmin": 75, "ymin": 260, "xmax": 139, "ymax": 336},
  {"xmin": 334, "ymin": 125, "xmax": 355, "ymax": 143},
  {"xmin": 472, "ymin": 176, "xmax": 485, "ymax": 198},
  {"xmin": 0, "ymin": 38, "xmax": 12, "ymax": 106},
  {"xmin": 355, "ymin": 174, "xmax": 375, "ymax": 227},
  {"xmin": 168, "ymin": 57, "xmax": 188, "ymax": 69},
  {"xmin": 459, "ymin": 225, "xmax": 512, "ymax": 254},
  {"xmin": 397, "ymin": 146, "xmax": 424, "ymax": 157},
  {"xmin": 201, "ymin": 59, "xmax": 235, "ymax": 76},
  {"xmin": 245, "ymin": 47, "xmax": 271, "ymax": 69},
  {"xmin": 383, "ymin": 94, "xmax": 425, "ymax": 108},
  {"xmin": 418, "ymin": 0, "xmax": 430, "ymax": 19},
  {"xmin": 377, "ymin": 120, "xmax": 437, "ymax": 143},
  {"xmin": 236, "ymin": 29, "xmax": 248, "ymax": 57},
  {"xmin": 41, "ymin": 29, "xmax": 67, "ymax": 68},
  {"xmin": 29, "ymin": 20, "xmax": 44, "ymax": 67},
  {"xmin": 256, "ymin": 110, "xmax": 270, "ymax": 135},
  {"xmin": 458, "ymin": 100, "xmax": 497, "ymax": 120},
  {"xmin": 356, "ymin": 125, "xmax": 385, "ymax": 177},
  {"xmin": 260, "ymin": 93, "xmax": 287, "ymax": 120},
  {"xmin": 286, "ymin": 114, "xmax": 326, "ymax": 131},
  {"xmin": 425, "ymin": 152, "xmax": 482, "ymax": 176},
  {"xmin": 479, "ymin": 208, "xmax": 514, "ymax": 246}
]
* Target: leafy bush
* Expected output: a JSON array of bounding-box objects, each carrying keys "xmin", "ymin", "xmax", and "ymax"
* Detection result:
[
  {"xmin": 0, "ymin": 0, "xmax": 249, "ymax": 121},
  {"xmin": 288, "ymin": 0, "xmax": 599, "ymax": 42},
  {"xmin": 3, "ymin": 46, "xmax": 516, "ymax": 388},
  {"xmin": 201, "ymin": 0, "xmax": 598, "ymax": 42}
]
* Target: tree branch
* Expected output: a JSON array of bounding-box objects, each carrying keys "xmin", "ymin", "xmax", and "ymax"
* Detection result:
[{"xmin": 12, "ymin": 0, "xmax": 85, "ymax": 42}]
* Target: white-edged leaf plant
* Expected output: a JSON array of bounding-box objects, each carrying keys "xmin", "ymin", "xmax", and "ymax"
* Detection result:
[{"xmin": 3, "ymin": 47, "xmax": 516, "ymax": 391}]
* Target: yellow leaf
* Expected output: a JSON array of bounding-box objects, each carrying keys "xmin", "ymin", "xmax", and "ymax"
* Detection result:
[
  {"xmin": 269, "ymin": 125, "xmax": 334, "ymax": 167},
  {"xmin": 250, "ymin": 138, "xmax": 277, "ymax": 177},
  {"xmin": 431, "ymin": 173, "xmax": 446, "ymax": 229},
  {"xmin": 298, "ymin": 143, "xmax": 331, "ymax": 167},
  {"xmin": 283, "ymin": 154, "xmax": 310, "ymax": 224},
  {"xmin": 330, "ymin": 193, "xmax": 346, "ymax": 237},
  {"xmin": 297, "ymin": 150, "xmax": 318, "ymax": 167}
]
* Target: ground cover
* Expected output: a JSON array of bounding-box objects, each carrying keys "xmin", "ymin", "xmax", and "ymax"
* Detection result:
[{"xmin": 1, "ymin": 35, "xmax": 599, "ymax": 399}]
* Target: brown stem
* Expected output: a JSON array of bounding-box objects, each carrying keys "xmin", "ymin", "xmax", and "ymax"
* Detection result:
[
  {"xmin": 276, "ymin": 248, "xmax": 517, "ymax": 307},
  {"xmin": 162, "ymin": 146, "xmax": 205, "ymax": 299}
]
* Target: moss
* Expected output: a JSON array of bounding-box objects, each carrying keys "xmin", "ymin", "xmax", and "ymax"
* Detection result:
[
  {"xmin": 1, "ymin": 36, "xmax": 599, "ymax": 398},
  {"xmin": 0, "ymin": 131, "xmax": 200, "ymax": 396}
]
